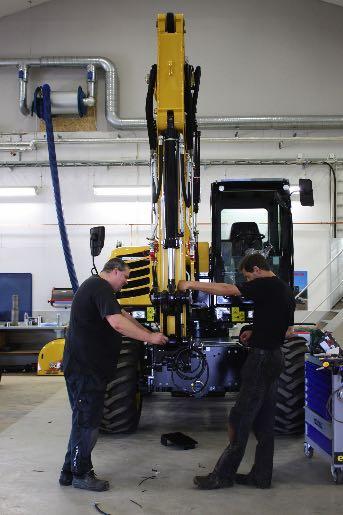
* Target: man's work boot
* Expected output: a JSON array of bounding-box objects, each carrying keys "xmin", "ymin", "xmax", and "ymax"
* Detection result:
[
  {"xmin": 72, "ymin": 470, "xmax": 110, "ymax": 492},
  {"xmin": 59, "ymin": 470, "xmax": 73, "ymax": 486},
  {"xmin": 193, "ymin": 472, "xmax": 233, "ymax": 490},
  {"xmin": 235, "ymin": 473, "xmax": 271, "ymax": 489}
]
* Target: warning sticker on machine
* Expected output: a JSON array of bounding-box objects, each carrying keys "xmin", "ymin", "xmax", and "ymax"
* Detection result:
[
  {"xmin": 231, "ymin": 307, "xmax": 246, "ymax": 323},
  {"xmin": 147, "ymin": 307, "xmax": 155, "ymax": 322}
]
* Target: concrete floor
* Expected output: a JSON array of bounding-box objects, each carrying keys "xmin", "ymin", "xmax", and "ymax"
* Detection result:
[{"xmin": 0, "ymin": 375, "xmax": 342, "ymax": 515}]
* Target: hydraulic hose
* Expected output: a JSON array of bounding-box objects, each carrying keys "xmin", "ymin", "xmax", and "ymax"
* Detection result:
[
  {"xmin": 171, "ymin": 346, "xmax": 209, "ymax": 395},
  {"xmin": 32, "ymin": 84, "xmax": 79, "ymax": 293}
]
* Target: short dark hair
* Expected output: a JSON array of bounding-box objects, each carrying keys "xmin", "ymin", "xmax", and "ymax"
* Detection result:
[
  {"xmin": 102, "ymin": 257, "xmax": 128, "ymax": 273},
  {"xmin": 239, "ymin": 253, "xmax": 271, "ymax": 272}
]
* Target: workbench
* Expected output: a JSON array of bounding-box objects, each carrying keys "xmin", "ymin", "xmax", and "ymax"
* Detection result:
[{"xmin": 0, "ymin": 325, "xmax": 66, "ymax": 371}]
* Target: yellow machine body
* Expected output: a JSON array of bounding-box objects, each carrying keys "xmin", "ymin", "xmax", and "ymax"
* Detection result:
[
  {"xmin": 197, "ymin": 242, "xmax": 210, "ymax": 274},
  {"xmin": 37, "ymin": 338, "xmax": 65, "ymax": 376},
  {"xmin": 154, "ymin": 13, "xmax": 196, "ymax": 336},
  {"xmin": 110, "ymin": 245, "xmax": 153, "ymax": 306},
  {"xmin": 156, "ymin": 13, "xmax": 185, "ymax": 132},
  {"xmin": 109, "ymin": 13, "xmax": 200, "ymax": 339}
]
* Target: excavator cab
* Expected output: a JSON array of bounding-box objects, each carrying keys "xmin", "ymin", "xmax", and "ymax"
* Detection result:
[
  {"xmin": 208, "ymin": 179, "xmax": 295, "ymax": 326},
  {"xmin": 210, "ymin": 179, "xmax": 294, "ymax": 287}
]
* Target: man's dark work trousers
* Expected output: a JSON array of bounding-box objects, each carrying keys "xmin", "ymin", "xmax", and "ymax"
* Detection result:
[
  {"xmin": 62, "ymin": 372, "xmax": 107, "ymax": 476},
  {"xmin": 214, "ymin": 348, "xmax": 284, "ymax": 484}
]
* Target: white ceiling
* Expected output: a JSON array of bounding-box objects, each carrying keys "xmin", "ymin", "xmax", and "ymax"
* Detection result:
[
  {"xmin": 0, "ymin": 0, "xmax": 342, "ymax": 20},
  {"xmin": 0, "ymin": 0, "xmax": 51, "ymax": 19}
]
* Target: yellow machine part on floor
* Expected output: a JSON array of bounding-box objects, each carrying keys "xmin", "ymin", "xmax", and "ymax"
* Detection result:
[{"xmin": 37, "ymin": 338, "xmax": 65, "ymax": 376}]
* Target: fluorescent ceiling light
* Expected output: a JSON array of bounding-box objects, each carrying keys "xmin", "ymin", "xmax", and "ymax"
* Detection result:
[
  {"xmin": 0, "ymin": 187, "xmax": 38, "ymax": 197},
  {"xmin": 94, "ymin": 186, "xmax": 151, "ymax": 197}
]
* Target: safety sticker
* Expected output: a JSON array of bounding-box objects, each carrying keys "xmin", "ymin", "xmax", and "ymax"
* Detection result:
[
  {"xmin": 231, "ymin": 307, "xmax": 246, "ymax": 323},
  {"xmin": 147, "ymin": 306, "xmax": 155, "ymax": 322}
]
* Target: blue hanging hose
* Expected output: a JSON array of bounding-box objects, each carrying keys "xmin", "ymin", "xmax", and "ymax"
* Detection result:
[{"xmin": 33, "ymin": 84, "xmax": 79, "ymax": 293}]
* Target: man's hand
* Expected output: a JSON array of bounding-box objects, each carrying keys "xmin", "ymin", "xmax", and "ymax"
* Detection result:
[
  {"xmin": 285, "ymin": 326, "xmax": 295, "ymax": 339},
  {"xmin": 148, "ymin": 332, "xmax": 168, "ymax": 345},
  {"xmin": 177, "ymin": 280, "xmax": 191, "ymax": 292},
  {"xmin": 239, "ymin": 330, "xmax": 252, "ymax": 345}
]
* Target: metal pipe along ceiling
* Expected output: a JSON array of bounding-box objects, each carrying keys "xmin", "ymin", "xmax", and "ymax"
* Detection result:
[
  {"xmin": 0, "ymin": 158, "xmax": 340, "ymax": 167},
  {"xmin": 3, "ymin": 135, "xmax": 343, "ymax": 153},
  {"xmin": 1, "ymin": 57, "xmax": 343, "ymax": 130}
]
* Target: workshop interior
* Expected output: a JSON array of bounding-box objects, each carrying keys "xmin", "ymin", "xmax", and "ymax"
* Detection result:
[{"xmin": 1, "ymin": 1, "xmax": 343, "ymax": 513}]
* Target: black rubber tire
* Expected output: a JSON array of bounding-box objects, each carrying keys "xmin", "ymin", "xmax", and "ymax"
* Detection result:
[
  {"xmin": 100, "ymin": 339, "xmax": 142, "ymax": 434},
  {"xmin": 275, "ymin": 336, "xmax": 308, "ymax": 435}
]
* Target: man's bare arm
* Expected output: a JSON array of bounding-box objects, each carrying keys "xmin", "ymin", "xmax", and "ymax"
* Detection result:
[
  {"xmin": 106, "ymin": 314, "xmax": 167, "ymax": 345},
  {"xmin": 121, "ymin": 309, "xmax": 151, "ymax": 334},
  {"xmin": 178, "ymin": 280, "xmax": 241, "ymax": 297}
]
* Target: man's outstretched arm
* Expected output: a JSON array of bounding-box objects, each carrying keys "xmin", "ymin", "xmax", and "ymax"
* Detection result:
[
  {"xmin": 106, "ymin": 314, "xmax": 168, "ymax": 345},
  {"xmin": 178, "ymin": 280, "xmax": 241, "ymax": 297}
]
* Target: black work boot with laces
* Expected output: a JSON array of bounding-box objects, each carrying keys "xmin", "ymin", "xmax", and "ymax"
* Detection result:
[
  {"xmin": 59, "ymin": 470, "xmax": 73, "ymax": 486},
  {"xmin": 235, "ymin": 472, "xmax": 271, "ymax": 489},
  {"xmin": 193, "ymin": 472, "xmax": 233, "ymax": 490},
  {"xmin": 72, "ymin": 470, "xmax": 110, "ymax": 492}
]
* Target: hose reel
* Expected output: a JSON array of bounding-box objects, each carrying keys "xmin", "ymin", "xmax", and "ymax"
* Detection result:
[{"xmin": 32, "ymin": 85, "xmax": 87, "ymax": 117}]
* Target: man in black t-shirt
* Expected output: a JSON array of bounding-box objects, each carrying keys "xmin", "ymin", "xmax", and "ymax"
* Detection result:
[
  {"xmin": 60, "ymin": 257, "xmax": 168, "ymax": 492},
  {"xmin": 178, "ymin": 253, "xmax": 295, "ymax": 490}
]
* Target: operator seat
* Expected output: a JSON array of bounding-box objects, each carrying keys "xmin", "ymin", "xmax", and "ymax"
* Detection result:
[{"xmin": 229, "ymin": 222, "xmax": 264, "ymax": 256}]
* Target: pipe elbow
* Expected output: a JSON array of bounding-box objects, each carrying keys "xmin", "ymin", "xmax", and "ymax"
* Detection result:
[
  {"xmin": 83, "ymin": 96, "xmax": 95, "ymax": 108},
  {"xmin": 19, "ymin": 101, "xmax": 30, "ymax": 116}
]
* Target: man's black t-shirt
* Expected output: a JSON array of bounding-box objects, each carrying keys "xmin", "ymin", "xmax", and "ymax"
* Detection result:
[
  {"xmin": 63, "ymin": 275, "xmax": 122, "ymax": 380},
  {"xmin": 239, "ymin": 276, "xmax": 295, "ymax": 350}
]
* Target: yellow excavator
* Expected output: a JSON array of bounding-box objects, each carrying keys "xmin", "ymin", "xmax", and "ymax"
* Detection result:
[{"xmin": 39, "ymin": 12, "xmax": 310, "ymax": 436}]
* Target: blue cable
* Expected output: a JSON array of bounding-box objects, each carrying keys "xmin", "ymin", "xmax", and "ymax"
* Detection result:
[{"xmin": 33, "ymin": 84, "xmax": 79, "ymax": 293}]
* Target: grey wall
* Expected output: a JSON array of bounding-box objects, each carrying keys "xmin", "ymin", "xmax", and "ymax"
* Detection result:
[{"xmin": 1, "ymin": 0, "xmax": 343, "ymax": 131}]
